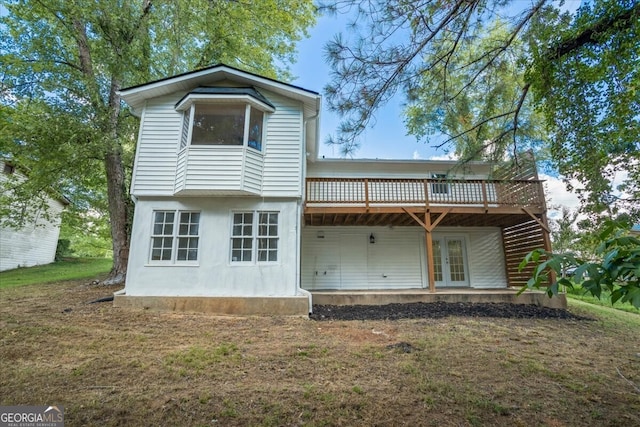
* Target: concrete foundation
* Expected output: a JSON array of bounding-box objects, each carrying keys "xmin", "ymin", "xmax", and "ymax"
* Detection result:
[
  {"xmin": 310, "ymin": 289, "xmax": 567, "ymax": 309},
  {"xmin": 113, "ymin": 294, "xmax": 310, "ymax": 316},
  {"xmin": 114, "ymin": 288, "xmax": 566, "ymax": 316}
]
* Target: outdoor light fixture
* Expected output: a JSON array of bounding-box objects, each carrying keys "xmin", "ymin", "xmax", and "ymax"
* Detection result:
[{"xmin": 369, "ymin": 233, "xmax": 375, "ymax": 244}]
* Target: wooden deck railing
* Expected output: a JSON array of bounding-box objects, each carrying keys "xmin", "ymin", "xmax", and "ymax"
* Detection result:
[{"xmin": 305, "ymin": 178, "xmax": 544, "ymax": 209}]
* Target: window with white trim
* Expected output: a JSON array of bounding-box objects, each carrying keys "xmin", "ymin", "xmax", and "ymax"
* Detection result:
[
  {"xmin": 230, "ymin": 212, "xmax": 254, "ymax": 262},
  {"xmin": 230, "ymin": 211, "xmax": 279, "ymax": 263},
  {"xmin": 150, "ymin": 211, "xmax": 200, "ymax": 263},
  {"xmin": 180, "ymin": 104, "xmax": 265, "ymax": 151}
]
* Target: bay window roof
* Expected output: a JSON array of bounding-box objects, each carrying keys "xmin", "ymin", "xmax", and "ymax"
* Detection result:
[{"xmin": 175, "ymin": 86, "xmax": 275, "ymax": 113}]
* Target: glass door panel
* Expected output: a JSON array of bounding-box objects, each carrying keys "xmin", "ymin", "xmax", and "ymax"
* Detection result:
[
  {"xmin": 432, "ymin": 237, "xmax": 469, "ymax": 287},
  {"xmin": 446, "ymin": 238, "xmax": 468, "ymax": 285},
  {"xmin": 433, "ymin": 240, "xmax": 443, "ymax": 282}
]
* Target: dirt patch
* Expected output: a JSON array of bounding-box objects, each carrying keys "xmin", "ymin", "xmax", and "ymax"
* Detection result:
[
  {"xmin": 1, "ymin": 281, "xmax": 639, "ymax": 427},
  {"xmin": 310, "ymin": 301, "xmax": 592, "ymax": 321}
]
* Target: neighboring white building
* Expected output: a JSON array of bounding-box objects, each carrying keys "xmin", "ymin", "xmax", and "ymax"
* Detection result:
[
  {"xmin": 116, "ymin": 65, "xmax": 552, "ymax": 315},
  {"xmin": 0, "ymin": 160, "xmax": 68, "ymax": 272}
]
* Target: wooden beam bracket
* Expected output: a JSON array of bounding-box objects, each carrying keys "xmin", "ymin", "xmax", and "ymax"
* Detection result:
[
  {"xmin": 402, "ymin": 207, "xmax": 452, "ymax": 232},
  {"xmin": 430, "ymin": 208, "xmax": 452, "ymax": 230},
  {"xmin": 521, "ymin": 207, "xmax": 551, "ymax": 234},
  {"xmin": 402, "ymin": 208, "xmax": 429, "ymax": 231}
]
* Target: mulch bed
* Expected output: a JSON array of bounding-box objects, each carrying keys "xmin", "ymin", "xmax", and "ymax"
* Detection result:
[{"xmin": 310, "ymin": 301, "xmax": 592, "ymax": 321}]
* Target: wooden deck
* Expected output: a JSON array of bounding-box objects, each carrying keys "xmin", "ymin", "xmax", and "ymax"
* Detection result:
[
  {"xmin": 304, "ymin": 177, "xmax": 546, "ymax": 228},
  {"xmin": 305, "ymin": 177, "xmax": 545, "ymax": 212}
]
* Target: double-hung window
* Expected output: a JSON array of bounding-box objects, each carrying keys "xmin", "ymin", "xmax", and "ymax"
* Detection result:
[
  {"xmin": 230, "ymin": 212, "xmax": 254, "ymax": 262},
  {"xmin": 257, "ymin": 212, "xmax": 278, "ymax": 262},
  {"xmin": 150, "ymin": 211, "xmax": 200, "ymax": 263},
  {"xmin": 231, "ymin": 211, "xmax": 279, "ymax": 263}
]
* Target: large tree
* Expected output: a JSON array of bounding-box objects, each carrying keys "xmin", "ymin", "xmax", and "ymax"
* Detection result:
[
  {"xmin": 0, "ymin": 0, "xmax": 316, "ymax": 283},
  {"xmin": 323, "ymin": 0, "xmax": 639, "ymax": 218}
]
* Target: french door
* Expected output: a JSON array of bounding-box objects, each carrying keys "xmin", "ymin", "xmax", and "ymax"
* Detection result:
[{"xmin": 432, "ymin": 237, "xmax": 469, "ymax": 287}]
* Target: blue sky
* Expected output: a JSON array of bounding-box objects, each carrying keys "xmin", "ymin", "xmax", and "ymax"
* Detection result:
[{"xmin": 290, "ymin": 11, "xmax": 436, "ymax": 160}]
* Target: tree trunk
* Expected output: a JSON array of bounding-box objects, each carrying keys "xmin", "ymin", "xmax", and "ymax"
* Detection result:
[
  {"xmin": 73, "ymin": 18, "xmax": 130, "ymax": 284},
  {"xmin": 102, "ymin": 79, "xmax": 131, "ymax": 285},
  {"xmin": 102, "ymin": 151, "xmax": 130, "ymax": 285}
]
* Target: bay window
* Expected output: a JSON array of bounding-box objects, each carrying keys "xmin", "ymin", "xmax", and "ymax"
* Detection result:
[{"xmin": 176, "ymin": 87, "xmax": 273, "ymax": 151}]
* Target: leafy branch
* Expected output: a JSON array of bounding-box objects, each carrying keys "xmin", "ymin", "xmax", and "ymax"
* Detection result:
[{"xmin": 518, "ymin": 221, "xmax": 640, "ymax": 308}]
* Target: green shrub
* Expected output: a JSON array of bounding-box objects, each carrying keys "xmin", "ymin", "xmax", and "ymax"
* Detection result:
[{"xmin": 55, "ymin": 238, "xmax": 73, "ymax": 260}]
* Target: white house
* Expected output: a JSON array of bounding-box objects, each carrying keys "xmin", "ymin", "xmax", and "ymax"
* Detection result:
[
  {"xmin": 116, "ymin": 65, "xmax": 556, "ymax": 315},
  {"xmin": 0, "ymin": 160, "xmax": 68, "ymax": 272}
]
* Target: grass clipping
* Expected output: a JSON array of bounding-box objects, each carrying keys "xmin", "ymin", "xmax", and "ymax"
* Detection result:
[{"xmin": 0, "ymin": 280, "xmax": 639, "ymax": 426}]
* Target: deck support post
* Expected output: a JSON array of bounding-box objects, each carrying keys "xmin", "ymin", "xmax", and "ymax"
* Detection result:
[
  {"xmin": 540, "ymin": 212, "xmax": 556, "ymax": 285},
  {"xmin": 401, "ymin": 207, "xmax": 450, "ymax": 294},
  {"xmin": 425, "ymin": 212, "xmax": 436, "ymax": 293}
]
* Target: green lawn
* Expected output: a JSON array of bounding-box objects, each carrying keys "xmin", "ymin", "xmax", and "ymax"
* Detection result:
[
  {"xmin": 0, "ymin": 258, "xmax": 112, "ymax": 289},
  {"xmin": 566, "ymin": 285, "xmax": 640, "ymax": 314}
]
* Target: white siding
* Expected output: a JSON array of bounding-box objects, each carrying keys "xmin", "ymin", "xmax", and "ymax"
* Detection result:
[
  {"xmin": 302, "ymin": 227, "xmax": 426, "ymax": 290},
  {"xmin": 174, "ymin": 147, "xmax": 263, "ymax": 196},
  {"xmin": 132, "ymin": 90, "xmax": 302, "ymax": 197},
  {"xmin": 366, "ymin": 231, "xmax": 425, "ymax": 288},
  {"xmin": 174, "ymin": 148, "xmax": 187, "ymax": 193},
  {"xmin": 132, "ymin": 94, "xmax": 183, "ymax": 195},
  {"xmin": 0, "ymin": 191, "xmax": 65, "ymax": 271},
  {"xmin": 243, "ymin": 149, "xmax": 263, "ymax": 193},
  {"xmin": 301, "ymin": 226, "xmax": 508, "ymax": 290},
  {"xmin": 125, "ymin": 197, "xmax": 300, "ymax": 297},
  {"xmin": 465, "ymin": 228, "xmax": 507, "ymax": 288},
  {"xmin": 262, "ymin": 92, "xmax": 303, "ymax": 196},
  {"xmin": 183, "ymin": 147, "xmax": 243, "ymax": 191},
  {"xmin": 307, "ymin": 160, "xmax": 492, "ymax": 179}
]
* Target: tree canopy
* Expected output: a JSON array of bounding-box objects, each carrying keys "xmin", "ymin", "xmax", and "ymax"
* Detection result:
[
  {"xmin": 403, "ymin": 19, "xmax": 546, "ymax": 162},
  {"xmin": 323, "ymin": 0, "xmax": 639, "ymax": 218},
  {"xmin": 1, "ymin": 0, "xmax": 316, "ymax": 282}
]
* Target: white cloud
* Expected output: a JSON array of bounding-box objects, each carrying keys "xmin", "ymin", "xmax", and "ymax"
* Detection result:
[
  {"xmin": 541, "ymin": 161, "xmax": 635, "ymax": 219},
  {"xmin": 539, "ymin": 173, "xmax": 582, "ymax": 219},
  {"xmin": 609, "ymin": 166, "xmax": 630, "ymax": 200},
  {"xmin": 412, "ymin": 150, "xmax": 421, "ymax": 160},
  {"xmin": 428, "ymin": 153, "xmax": 459, "ymax": 161}
]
